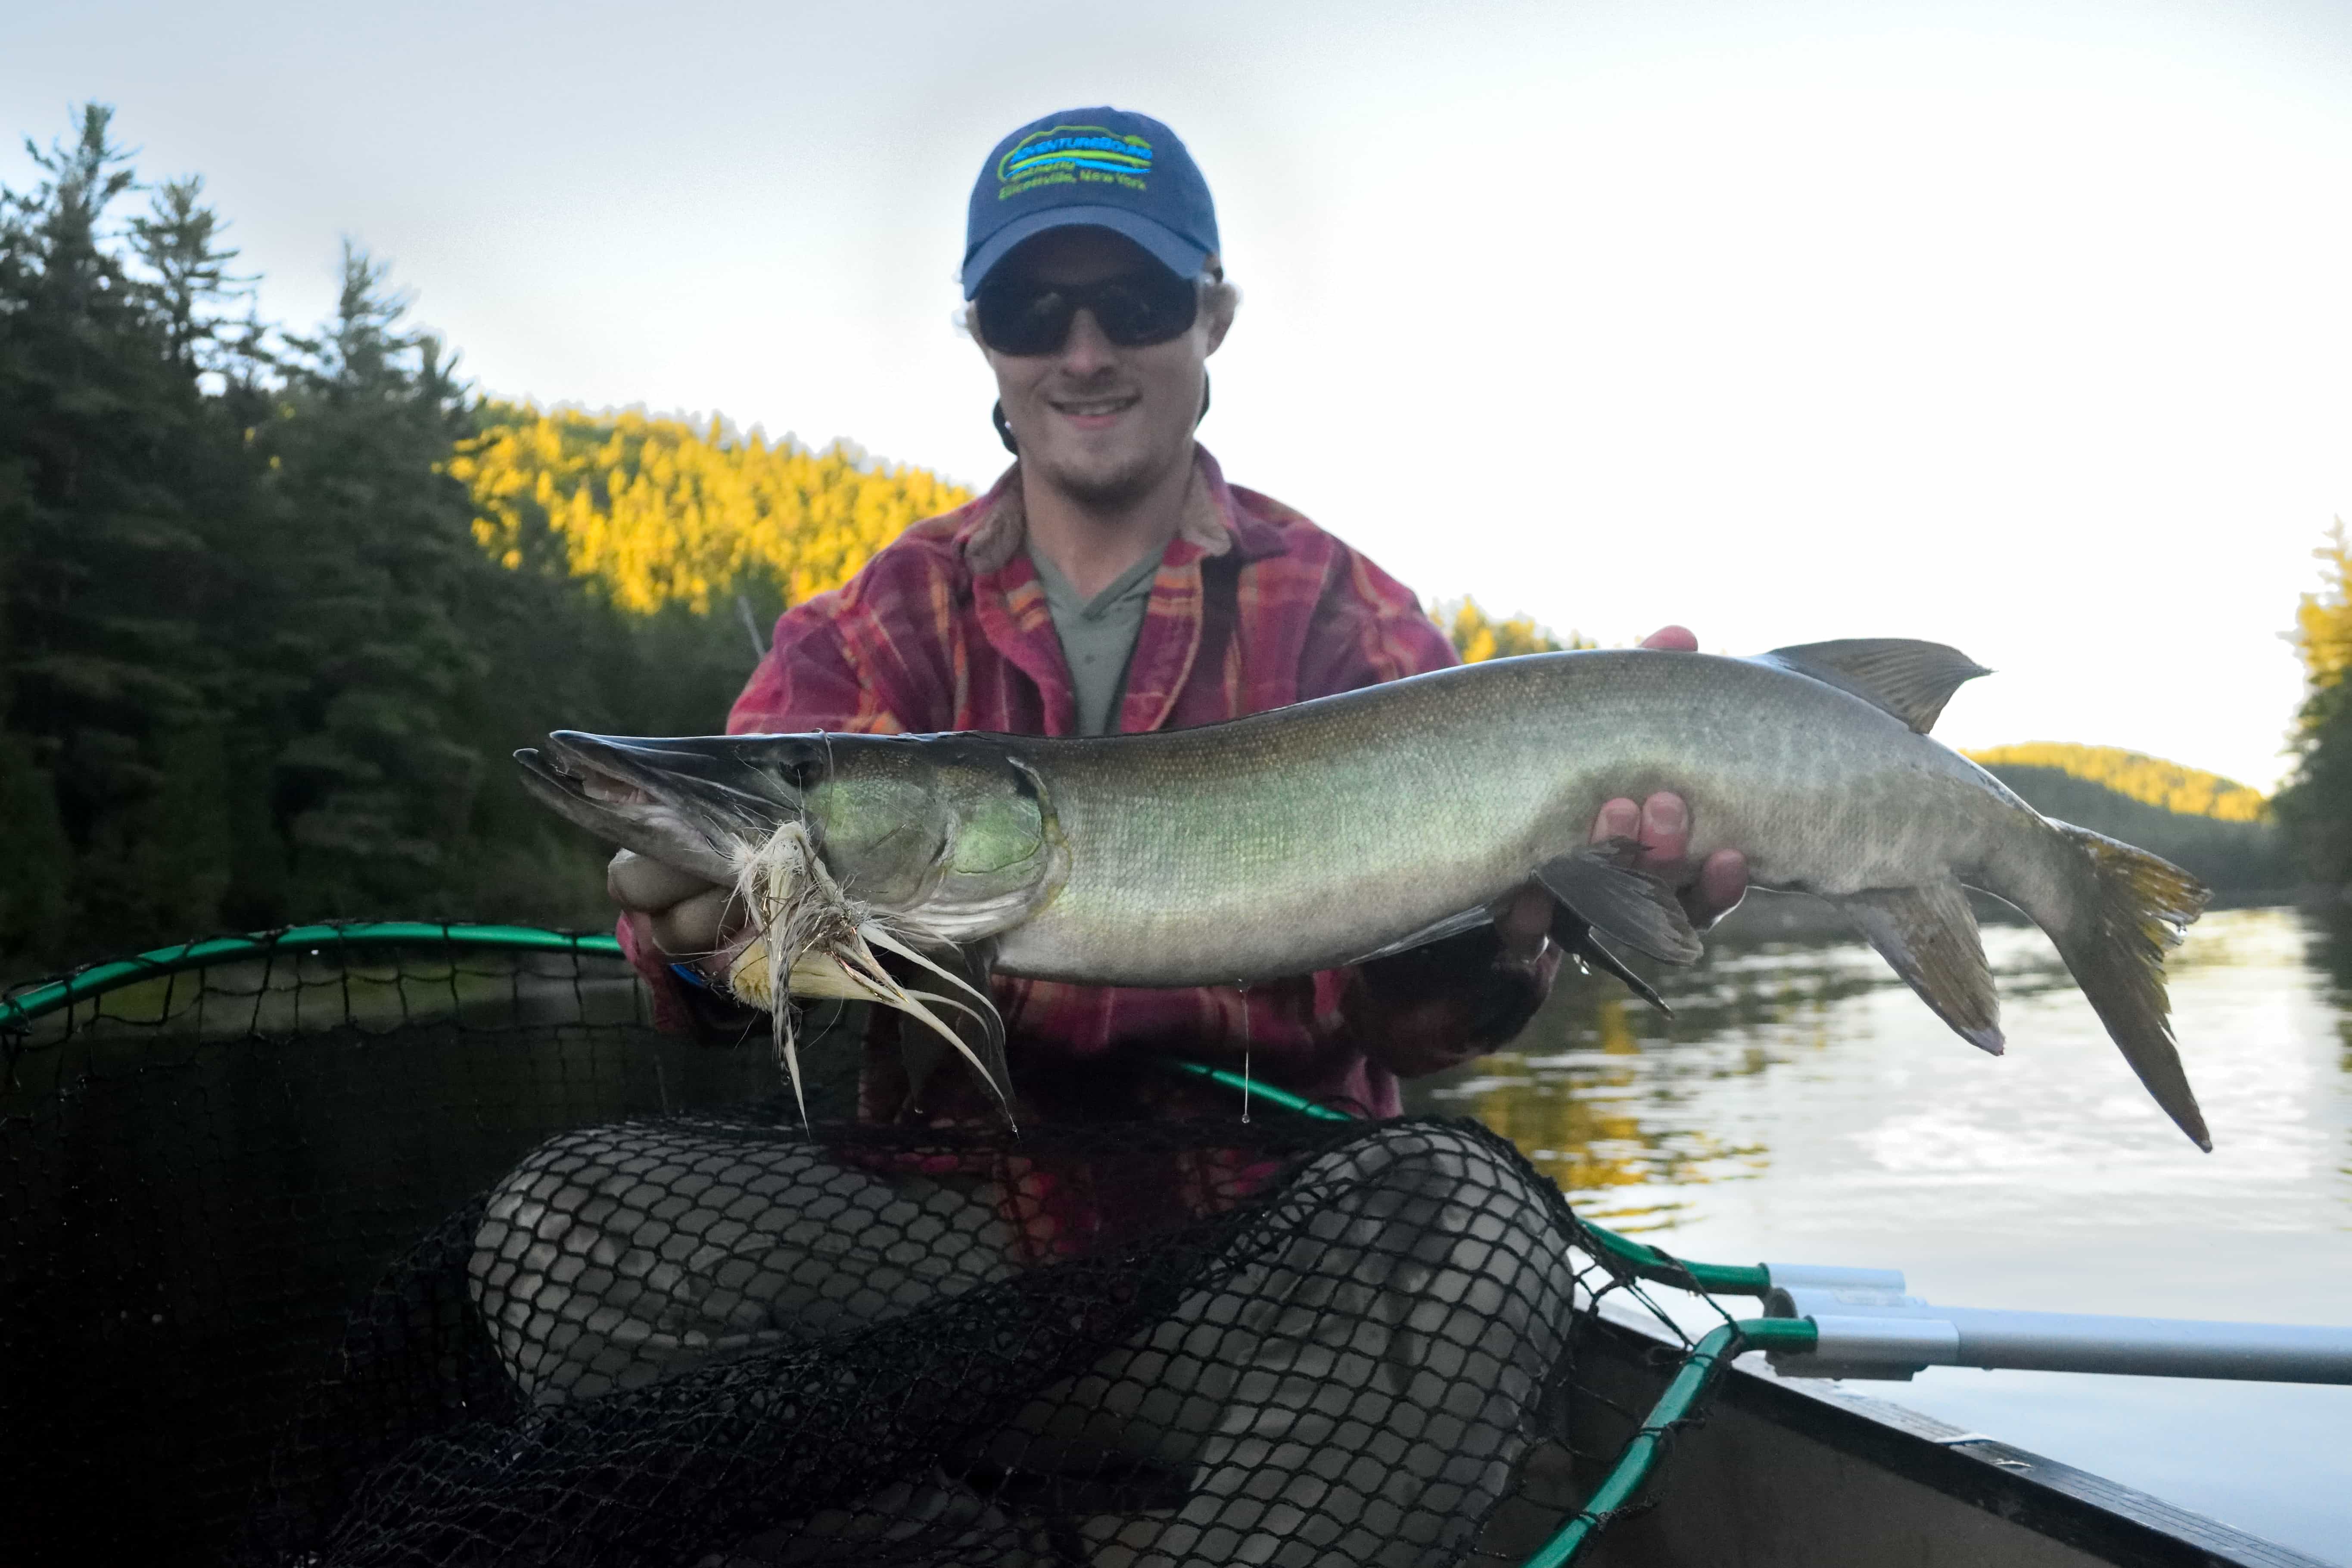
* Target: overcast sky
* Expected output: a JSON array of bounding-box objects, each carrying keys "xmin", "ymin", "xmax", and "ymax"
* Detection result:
[{"xmin": 9, "ymin": 0, "xmax": 2349, "ymax": 788}]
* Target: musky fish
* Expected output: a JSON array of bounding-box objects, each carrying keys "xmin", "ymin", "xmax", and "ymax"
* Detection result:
[{"xmin": 516, "ymin": 640, "xmax": 2214, "ymax": 1147}]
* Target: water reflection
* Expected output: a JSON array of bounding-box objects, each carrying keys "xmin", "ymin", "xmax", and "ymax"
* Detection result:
[
  {"xmin": 1410, "ymin": 904, "xmax": 2352, "ymax": 1236},
  {"xmin": 1447, "ymin": 904, "xmax": 2352, "ymax": 1564}
]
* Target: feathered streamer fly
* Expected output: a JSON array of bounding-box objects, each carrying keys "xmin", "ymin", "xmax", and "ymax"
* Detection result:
[{"xmin": 725, "ymin": 818, "xmax": 1012, "ymax": 1125}]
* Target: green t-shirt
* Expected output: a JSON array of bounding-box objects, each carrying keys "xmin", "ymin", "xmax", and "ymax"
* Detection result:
[{"xmin": 1027, "ymin": 546, "xmax": 1160, "ymax": 737}]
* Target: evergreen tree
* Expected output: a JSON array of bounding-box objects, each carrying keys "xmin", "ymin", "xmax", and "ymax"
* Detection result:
[
  {"xmin": 238, "ymin": 246, "xmax": 498, "ymax": 914},
  {"xmin": 2277, "ymin": 521, "xmax": 2352, "ymax": 887},
  {"xmin": 0, "ymin": 105, "xmax": 249, "ymax": 960}
]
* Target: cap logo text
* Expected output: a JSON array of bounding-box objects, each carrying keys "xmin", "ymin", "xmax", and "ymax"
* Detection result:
[{"xmin": 998, "ymin": 125, "xmax": 1152, "ymax": 199}]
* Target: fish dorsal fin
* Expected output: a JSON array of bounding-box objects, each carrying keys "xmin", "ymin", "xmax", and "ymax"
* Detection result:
[{"xmin": 1758, "ymin": 639, "xmax": 1990, "ymax": 734}]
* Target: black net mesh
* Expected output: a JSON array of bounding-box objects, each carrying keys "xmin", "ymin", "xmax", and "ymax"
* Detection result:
[{"xmin": 1, "ymin": 929, "xmax": 1748, "ymax": 1568}]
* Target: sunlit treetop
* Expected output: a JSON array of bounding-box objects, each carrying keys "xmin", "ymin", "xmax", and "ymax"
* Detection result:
[
  {"xmin": 2293, "ymin": 521, "xmax": 2352, "ymax": 697},
  {"xmin": 452, "ymin": 402, "xmax": 975, "ymax": 616},
  {"xmin": 1436, "ymin": 597, "xmax": 1592, "ymax": 663}
]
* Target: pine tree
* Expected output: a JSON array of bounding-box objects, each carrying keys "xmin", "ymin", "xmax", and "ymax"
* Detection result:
[
  {"xmin": 2277, "ymin": 522, "xmax": 2352, "ymax": 886},
  {"xmin": 0, "ymin": 106, "xmax": 246, "ymax": 960},
  {"xmin": 237, "ymin": 245, "xmax": 495, "ymax": 913}
]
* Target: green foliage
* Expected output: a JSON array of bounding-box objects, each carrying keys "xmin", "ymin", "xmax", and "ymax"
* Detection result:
[
  {"xmin": 2277, "ymin": 522, "xmax": 2352, "ymax": 887},
  {"xmin": 0, "ymin": 734, "xmax": 70, "ymax": 954},
  {"xmin": 1436, "ymin": 597, "xmax": 1590, "ymax": 662},
  {"xmin": 0, "ymin": 106, "xmax": 787, "ymax": 976},
  {"xmin": 0, "ymin": 105, "xmax": 254, "ymax": 970},
  {"xmin": 455, "ymin": 403, "xmax": 969, "ymax": 615}
]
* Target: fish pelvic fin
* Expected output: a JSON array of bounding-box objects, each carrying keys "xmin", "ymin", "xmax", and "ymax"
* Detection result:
[
  {"xmin": 1757, "ymin": 639, "xmax": 1991, "ymax": 734},
  {"xmin": 1549, "ymin": 906, "xmax": 1673, "ymax": 1016},
  {"xmin": 1536, "ymin": 839, "xmax": 1703, "ymax": 965},
  {"xmin": 1837, "ymin": 880, "xmax": 2004, "ymax": 1055},
  {"xmin": 2045, "ymin": 820, "xmax": 2213, "ymax": 1150}
]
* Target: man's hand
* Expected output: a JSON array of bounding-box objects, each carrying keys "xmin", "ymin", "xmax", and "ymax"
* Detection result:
[
  {"xmin": 1367, "ymin": 624, "xmax": 1752, "ymax": 1079},
  {"xmin": 1580, "ymin": 622, "xmax": 1748, "ymax": 930},
  {"xmin": 608, "ymin": 850, "xmax": 745, "ymax": 974},
  {"xmin": 1494, "ymin": 625, "xmax": 1748, "ymax": 971}
]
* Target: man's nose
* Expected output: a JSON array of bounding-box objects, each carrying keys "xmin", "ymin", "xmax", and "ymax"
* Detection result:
[{"xmin": 1055, "ymin": 307, "xmax": 1118, "ymax": 375}]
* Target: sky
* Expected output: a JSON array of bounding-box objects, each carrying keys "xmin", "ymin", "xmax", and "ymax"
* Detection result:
[{"xmin": 8, "ymin": 0, "xmax": 2350, "ymax": 789}]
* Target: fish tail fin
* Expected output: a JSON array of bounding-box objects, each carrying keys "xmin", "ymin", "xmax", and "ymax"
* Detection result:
[{"xmin": 2044, "ymin": 819, "xmax": 2213, "ymax": 1150}]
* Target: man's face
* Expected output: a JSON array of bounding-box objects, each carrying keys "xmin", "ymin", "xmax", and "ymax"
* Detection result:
[{"xmin": 977, "ymin": 228, "xmax": 1232, "ymax": 510}]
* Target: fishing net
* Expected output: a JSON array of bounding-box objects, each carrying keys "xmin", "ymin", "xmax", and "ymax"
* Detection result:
[{"xmin": 0, "ymin": 925, "xmax": 1763, "ymax": 1568}]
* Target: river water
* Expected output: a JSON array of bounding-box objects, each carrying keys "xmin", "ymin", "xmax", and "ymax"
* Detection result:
[{"xmin": 1408, "ymin": 902, "xmax": 2352, "ymax": 1562}]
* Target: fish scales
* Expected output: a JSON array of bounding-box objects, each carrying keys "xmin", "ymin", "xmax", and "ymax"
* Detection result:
[{"xmin": 999, "ymin": 652, "xmax": 2010, "ymax": 985}]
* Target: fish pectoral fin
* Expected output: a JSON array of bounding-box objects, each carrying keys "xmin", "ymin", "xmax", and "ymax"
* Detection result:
[
  {"xmin": 1836, "ymin": 880, "xmax": 2004, "ymax": 1054},
  {"xmin": 1345, "ymin": 907, "xmax": 1497, "ymax": 965},
  {"xmin": 1755, "ymin": 639, "xmax": 1991, "ymax": 734},
  {"xmin": 1550, "ymin": 907, "xmax": 1673, "ymax": 1015},
  {"xmin": 1535, "ymin": 842, "xmax": 1703, "ymax": 965}
]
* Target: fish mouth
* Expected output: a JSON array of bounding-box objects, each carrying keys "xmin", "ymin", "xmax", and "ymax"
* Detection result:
[{"xmin": 515, "ymin": 731, "xmax": 799, "ymax": 884}]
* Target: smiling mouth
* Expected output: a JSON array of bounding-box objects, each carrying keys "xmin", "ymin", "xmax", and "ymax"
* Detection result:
[{"xmin": 1051, "ymin": 394, "xmax": 1138, "ymax": 419}]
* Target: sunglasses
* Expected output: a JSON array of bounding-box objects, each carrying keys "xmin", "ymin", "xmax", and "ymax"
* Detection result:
[{"xmin": 973, "ymin": 270, "xmax": 1201, "ymax": 356}]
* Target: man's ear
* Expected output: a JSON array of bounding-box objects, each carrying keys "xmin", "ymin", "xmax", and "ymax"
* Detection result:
[{"xmin": 1202, "ymin": 284, "xmax": 1238, "ymax": 356}]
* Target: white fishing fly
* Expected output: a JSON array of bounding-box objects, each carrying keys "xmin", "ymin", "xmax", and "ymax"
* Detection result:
[{"xmin": 722, "ymin": 817, "xmax": 1011, "ymax": 1124}]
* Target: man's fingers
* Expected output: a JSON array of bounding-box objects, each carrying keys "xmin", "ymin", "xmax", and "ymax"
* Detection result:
[
  {"xmin": 1640, "ymin": 624, "xmax": 1699, "ymax": 652},
  {"xmin": 648, "ymin": 886, "xmax": 738, "ymax": 966},
  {"xmin": 1637, "ymin": 792, "xmax": 1689, "ymax": 864},
  {"xmin": 1690, "ymin": 848, "xmax": 1749, "ymax": 929},
  {"xmin": 609, "ymin": 849, "xmax": 718, "ymax": 914},
  {"xmin": 1589, "ymin": 783, "xmax": 1746, "ymax": 928}
]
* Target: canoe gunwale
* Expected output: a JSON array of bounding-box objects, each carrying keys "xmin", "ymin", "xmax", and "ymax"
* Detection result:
[{"xmin": 1574, "ymin": 1306, "xmax": 2335, "ymax": 1568}]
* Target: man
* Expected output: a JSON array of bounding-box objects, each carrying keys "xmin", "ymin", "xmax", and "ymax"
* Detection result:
[
  {"xmin": 470, "ymin": 109, "xmax": 1747, "ymax": 1565},
  {"xmin": 607, "ymin": 108, "xmax": 1744, "ymax": 1117}
]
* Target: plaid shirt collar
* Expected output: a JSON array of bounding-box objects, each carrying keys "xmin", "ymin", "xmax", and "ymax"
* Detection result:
[{"xmin": 955, "ymin": 446, "xmax": 1288, "ymax": 737}]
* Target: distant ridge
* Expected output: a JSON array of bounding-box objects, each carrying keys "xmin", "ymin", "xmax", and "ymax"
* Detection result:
[{"xmin": 1964, "ymin": 743, "xmax": 2267, "ymax": 823}]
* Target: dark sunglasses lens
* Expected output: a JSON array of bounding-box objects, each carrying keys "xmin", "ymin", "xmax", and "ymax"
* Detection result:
[
  {"xmin": 977, "ymin": 273, "xmax": 1199, "ymax": 355},
  {"xmin": 976, "ymin": 286, "xmax": 1073, "ymax": 356},
  {"xmin": 1092, "ymin": 275, "xmax": 1198, "ymax": 346}
]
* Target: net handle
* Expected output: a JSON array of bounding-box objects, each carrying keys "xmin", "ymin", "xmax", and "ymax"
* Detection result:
[{"xmin": 0, "ymin": 922, "xmax": 625, "ymax": 1033}]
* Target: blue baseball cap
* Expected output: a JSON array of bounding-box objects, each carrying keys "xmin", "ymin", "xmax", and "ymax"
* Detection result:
[{"xmin": 962, "ymin": 107, "xmax": 1220, "ymax": 298}]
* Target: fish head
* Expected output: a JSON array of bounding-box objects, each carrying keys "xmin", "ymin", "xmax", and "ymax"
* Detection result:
[
  {"xmin": 516, "ymin": 731, "xmax": 823, "ymax": 885},
  {"xmin": 516, "ymin": 731, "xmax": 1066, "ymax": 938}
]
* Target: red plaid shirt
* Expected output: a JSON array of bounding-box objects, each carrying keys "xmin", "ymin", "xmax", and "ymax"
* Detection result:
[{"xmin": 641, "ymin": 447, "xmax": 1458, "ymax": 1126}]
